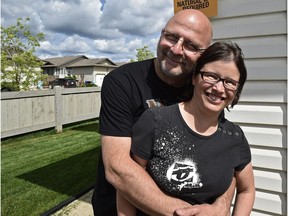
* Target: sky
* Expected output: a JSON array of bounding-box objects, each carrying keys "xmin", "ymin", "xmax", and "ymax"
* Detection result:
[{"xmin": 1, "ymin": 0, "xmax": 176, "ymax": 63}]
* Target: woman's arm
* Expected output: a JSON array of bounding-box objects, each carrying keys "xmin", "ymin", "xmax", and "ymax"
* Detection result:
[
  {"xmin": 132, "ymin": 154, "xmax": 148, "ymax": 168},
  {"xmin": 117, "ymin": 191, "xmax": 137, "ymax": 216},
  {"xmin": 232, "ymin": 162, "xmax": 255, "ymax": 216},
  {"xmin": 116, "ymin": 154, "xmax": 148, "ymax": 216}
]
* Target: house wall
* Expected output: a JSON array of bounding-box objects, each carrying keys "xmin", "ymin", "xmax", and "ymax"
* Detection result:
[
  {"xmin": 71, "ymin": 67, "xmax": 93, "ymax": 75},
  {"xmin": 212, "ymin": 0, "xmax": 287, "ymax": 215},
  {"xmin": 93, "ymin": 66, "xmax": 115, "ymax": 73},
  {"xmin": 70, "ymin": 67, "xmax": 94, "ymax": 84},
  {"xmin": 70, "ymin": 66, "xmax": 115, "ymax": 86},
  {"xmin": 84, "ymin": 75, "xmax": 94, "ymax": 82}
]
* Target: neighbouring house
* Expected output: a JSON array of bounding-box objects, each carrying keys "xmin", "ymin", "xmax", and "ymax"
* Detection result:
[
  {"xmin": 67, "ymin": 58, "xmax": 118, "ymax": 86},
  {"xmin": 42, "ymin": 55, "xmax": 119, "ymax": 86},
  {"xmin": 42, "ymin": 55, "xmax": 88, "ymax": 79}
]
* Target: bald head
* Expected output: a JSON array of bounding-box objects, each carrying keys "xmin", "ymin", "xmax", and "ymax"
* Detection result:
[{"xmin": 165, "ymin": 9, "xmax": 213, "ymax": 47}]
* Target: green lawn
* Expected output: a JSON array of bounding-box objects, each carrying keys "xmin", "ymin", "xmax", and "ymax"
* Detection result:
[{"xmin": 1, "ymin": 119, "xmax": 101, "ymax": 216}]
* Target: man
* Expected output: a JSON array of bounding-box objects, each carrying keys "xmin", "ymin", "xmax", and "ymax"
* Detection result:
[{"xmin": 92, "ymin": 9, "xmax": 235, "ymax": 216}]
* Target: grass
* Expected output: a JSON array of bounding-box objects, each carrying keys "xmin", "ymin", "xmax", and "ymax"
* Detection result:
[{"xmin": 1, "ymin": 119, "xmax": 101, "ymax": 216}]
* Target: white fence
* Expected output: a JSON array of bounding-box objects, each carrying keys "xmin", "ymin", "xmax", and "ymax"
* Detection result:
[{"xmin": 1, "ymin": 86, "xmax": 101, "ymax": 139}]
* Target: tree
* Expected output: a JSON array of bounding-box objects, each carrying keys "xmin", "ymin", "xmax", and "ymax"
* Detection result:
[
  {"xmin": 1, "ymin": 17, "xmax": 47, "ymax": 91},
  {"xmin": 130, "ymin": 45, "xmax": 155, "ymax": 62}
]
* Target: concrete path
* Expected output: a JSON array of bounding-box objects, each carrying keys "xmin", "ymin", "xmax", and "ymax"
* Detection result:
[{"xmin": 51, "ymin": 190, "xmax": 94, "ymax": 216}]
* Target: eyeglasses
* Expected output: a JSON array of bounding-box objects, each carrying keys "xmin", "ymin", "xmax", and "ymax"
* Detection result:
[
  {"xmin": 161, "ymin": 29, "xmax": 206, "ymax": 54},
  {"xmin": 199, "ymin": 71, "xmax": 240, "ymax": 91}
]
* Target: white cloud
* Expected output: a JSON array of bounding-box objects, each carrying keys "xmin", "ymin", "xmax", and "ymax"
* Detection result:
[
  {"xmin": 1, "ymin": 0, "xmax": 174, "ymax": 62},
  {"xmin": 59, "ymin": 35, "xmax": 91, "ymax": 53},
  {"xmin": 39, "ymin": 41, "xmax": 53, "ymax": 51},
  {"xmin": 100, "ymin": 0, "xmax": 173, "ymax": 36},
  {"xmin": 93, "ymin": 39, "xmax": 130, "ymax": 54}
]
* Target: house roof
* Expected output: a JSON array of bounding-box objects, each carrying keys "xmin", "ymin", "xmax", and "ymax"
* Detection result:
[
  {"xmin": 42, "ymin": 55, "xmax": 88, "ymax": 68},
  {"xmin": 115, "ymin": 61, "xmax": 129, "ymax": 66},
  {"xmin": 67, "ymin": 58, "xmax": 117, "ymax": 67}
]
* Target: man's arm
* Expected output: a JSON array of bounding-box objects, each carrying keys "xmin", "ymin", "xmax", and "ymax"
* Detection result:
[{"xmin": 101, "ymin": 135, "xmax": 192, "ymax": 216}]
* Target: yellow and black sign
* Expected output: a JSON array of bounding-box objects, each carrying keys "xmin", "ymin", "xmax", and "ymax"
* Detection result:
[{"xmin": 173, "ymin": 0, "xmax": 218, "ymax": 17}]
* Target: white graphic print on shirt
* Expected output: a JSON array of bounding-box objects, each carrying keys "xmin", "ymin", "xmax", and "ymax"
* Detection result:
[{"xmin": 167, "ymin": 159, "xmax": 203, "ymax": 191}]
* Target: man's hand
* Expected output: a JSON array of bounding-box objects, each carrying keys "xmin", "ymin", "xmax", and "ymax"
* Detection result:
[
  {"xmin": 173, "ymin": 206, "xmax": 200, "ymax": 216},
  {"xmin": 174, "ymin": 203, "xmax": 230, "ymax": 216},
  {"xmin": 174, "ymin": 178, "xmax": 236, "ymax": 216}
]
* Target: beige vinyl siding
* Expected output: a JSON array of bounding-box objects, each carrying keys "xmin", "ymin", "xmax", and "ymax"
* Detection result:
[{"xmin": 211, "ymin": 0, "xmax": 287, "ymax": 215}]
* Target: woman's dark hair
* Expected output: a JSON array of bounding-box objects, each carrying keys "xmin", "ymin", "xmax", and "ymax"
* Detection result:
[{"xmin": 183, "ymin": 41, "xmax": 247, "ymax": 109}]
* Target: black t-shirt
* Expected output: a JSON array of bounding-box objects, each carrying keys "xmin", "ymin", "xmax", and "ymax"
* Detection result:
[
  {"xmin": 92, "ymin": 59, "xmax": 187, "ymax": 216},
  {"xmin": 131, "ymin": 104, "xmax": 251, "ymax": 205},
  {"xmin": 99, "ymin": 58, "xmax": 187, "ymax": 136}
]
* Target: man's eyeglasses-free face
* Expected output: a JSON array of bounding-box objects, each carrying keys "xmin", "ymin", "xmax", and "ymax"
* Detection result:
[
  {"xmin": 161, "ymin": 29, "xmax": 206, "ymax": 54},
  {"xmin": 199, "ymin": 71, "xmax": 240, "ymax": 91}
]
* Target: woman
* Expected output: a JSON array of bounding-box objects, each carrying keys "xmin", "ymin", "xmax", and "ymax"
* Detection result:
[{"xmin": 117, "ymin": 41, "xmax": 255, "ymax": 216}]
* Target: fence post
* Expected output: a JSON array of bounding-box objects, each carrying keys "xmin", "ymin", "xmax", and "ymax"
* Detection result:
[{"xmin": 54, "ymin": 86, "xmax": 63, "ymax": 133}]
